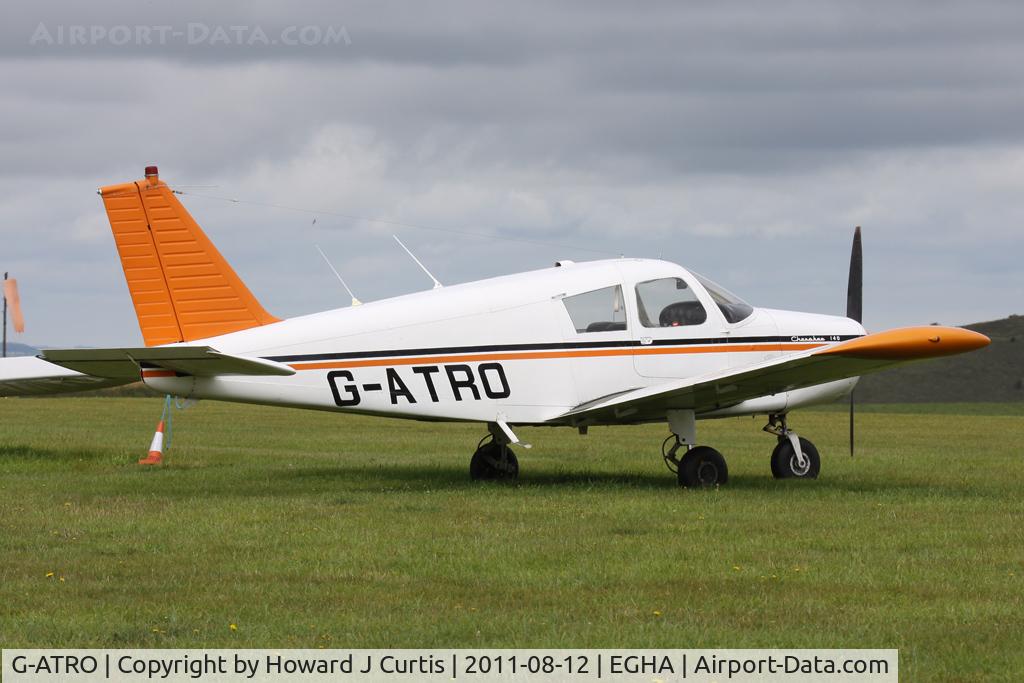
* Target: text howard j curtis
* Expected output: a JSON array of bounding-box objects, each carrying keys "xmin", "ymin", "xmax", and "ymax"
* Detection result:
[{"xmin": 9, "ymin": 653, "xmax": 446, "ymax": 678}]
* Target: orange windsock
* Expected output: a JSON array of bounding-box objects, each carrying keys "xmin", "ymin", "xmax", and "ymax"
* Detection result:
[{"xmin": 3, "ymin": 278, "xmax": 24, "ymax": 333}]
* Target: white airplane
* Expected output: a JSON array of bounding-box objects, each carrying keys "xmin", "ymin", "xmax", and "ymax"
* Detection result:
[{"xmin": 0, "ymin": 167, "xmax": 990, "ymax": 486}]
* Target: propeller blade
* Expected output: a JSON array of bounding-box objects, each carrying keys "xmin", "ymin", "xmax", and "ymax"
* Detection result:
[
  {"xmin": 846, "ymin": 226, "xmax": 863, "ymax": 323},
  {"xmin": 846, "ymin": 226, "xmax": 862, "ymax": 457}
]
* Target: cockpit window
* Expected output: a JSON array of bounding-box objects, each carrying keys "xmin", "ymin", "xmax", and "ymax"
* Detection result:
[
  {"xmin": 562, "ymin": 285, "xmax": 627, "ymax": 333},
  {"xmin": 635, "ymin": 277, "xmax": 707, "ymax": 328},
  {"xmin": 692, "ymin": 272, "xmax": 754, "ymax": 323}
]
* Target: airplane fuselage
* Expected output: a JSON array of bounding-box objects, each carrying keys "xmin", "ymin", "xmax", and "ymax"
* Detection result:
[{"xmin": 142, "ymin": 258, "xmax": 865, "ymax": 425}]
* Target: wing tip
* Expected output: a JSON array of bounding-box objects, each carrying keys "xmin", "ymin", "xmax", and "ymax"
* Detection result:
[{"xmin": 818, "ymin": 326, "xmax": 990, "ymax": 361}]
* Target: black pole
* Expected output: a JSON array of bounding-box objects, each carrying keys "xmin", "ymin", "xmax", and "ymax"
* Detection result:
[
  {"xmin": 2, "ymin": 271, "xmax": 7, "ymax": 358},
  {"xmin": 849, "ymin": 391, "xmax": 855, "ymax": 457}
]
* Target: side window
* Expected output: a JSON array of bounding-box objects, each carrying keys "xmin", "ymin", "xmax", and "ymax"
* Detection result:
[
  {"xmin": 562, "ymin": 285, "xmax": 627, "ymax": 333},
  {"xmin": 635, "ymin": 277, "xmax": 707, "ymax": 328}
]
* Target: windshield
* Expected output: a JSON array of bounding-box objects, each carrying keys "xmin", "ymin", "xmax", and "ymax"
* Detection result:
[{"xmin": 692, "ymin": 272, "xmax": 754, "ymax": 323}]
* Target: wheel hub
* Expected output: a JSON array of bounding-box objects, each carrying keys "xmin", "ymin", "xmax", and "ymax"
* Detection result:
[
  {"xmin": 696, "ymin": 460, "xmax": 719, "ymax": 485},
  {"xmin": 786, "ymin": 433, "xmax": 808, "ymax": 470},
  {"xmin": 790, "ymin": 453, "xmax": 811, "ymax": 476}
]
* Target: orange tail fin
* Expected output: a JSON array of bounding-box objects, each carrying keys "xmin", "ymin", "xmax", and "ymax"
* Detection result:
[{"xmin": 99, "ymin": 166, "xmax": 279, "ymax": 346}]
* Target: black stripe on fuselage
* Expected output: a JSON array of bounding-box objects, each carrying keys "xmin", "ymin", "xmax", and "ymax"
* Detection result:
[{"xmin": 263, "ymin": 334, "xmax": 862, "ymax": 364}]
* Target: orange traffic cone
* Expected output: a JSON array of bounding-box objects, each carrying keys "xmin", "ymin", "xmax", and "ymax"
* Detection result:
[{"xmin": 139, "ymin": 420, "xmax": 165, "ymax": 465}]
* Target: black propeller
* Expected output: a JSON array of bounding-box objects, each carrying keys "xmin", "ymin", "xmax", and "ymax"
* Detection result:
[{"xmin": 846, "ymin": 226, "xmax": 863, "ymax": 456}]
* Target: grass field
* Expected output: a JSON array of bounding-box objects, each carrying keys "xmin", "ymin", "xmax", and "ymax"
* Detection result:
[{"xmin": 1, "ymin": 398, "xmax": 1022, "ymax": 681}]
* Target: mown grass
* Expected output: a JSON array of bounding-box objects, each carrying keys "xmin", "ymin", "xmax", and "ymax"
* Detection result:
[{"xmin": 1, "ymin": 398, "xmax": 1022, "ymax": 681}]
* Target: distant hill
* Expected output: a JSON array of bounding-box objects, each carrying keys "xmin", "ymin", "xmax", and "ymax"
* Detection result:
[
  {"xmin": 2, "ymin": 341, "xmax": 40, "ymax": 357},
  {"xmin": 855, "ymin": 314, "xmax": 1024, "ymax": 403}
]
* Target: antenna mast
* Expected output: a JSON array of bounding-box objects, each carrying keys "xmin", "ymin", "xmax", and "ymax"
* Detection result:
[
  {"xmin": 315, "ymin": 245, "xmax": 361, "ymax": 306},
  {"xmin": 393, "ymin": 235, "xmax": 443, "ymax": 289}
]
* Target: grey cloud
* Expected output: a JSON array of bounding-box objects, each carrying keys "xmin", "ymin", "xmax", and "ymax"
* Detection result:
[{"xmin": 1, "ymin": 0, "xmax": 1022, "ymax": 345}]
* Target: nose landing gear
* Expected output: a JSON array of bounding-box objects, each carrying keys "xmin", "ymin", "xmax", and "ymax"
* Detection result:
[{"xmin": 764, "ymin": 414, "xmax": 820, "ymax": 479}]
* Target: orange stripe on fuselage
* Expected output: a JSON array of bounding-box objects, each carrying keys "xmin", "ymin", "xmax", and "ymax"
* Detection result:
[{"xmin": 287, "ymin": 342, "xmax": 825, "ymax": 371}]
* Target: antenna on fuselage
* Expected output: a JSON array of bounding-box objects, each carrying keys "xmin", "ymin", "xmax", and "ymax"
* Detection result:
[
  {"xmin": 315, "ymin": 244, "xmax": 362, "ymax": 306},
  {"xmin": 392, "ymin": 235, "xmax": 443, "ymax": 289}
]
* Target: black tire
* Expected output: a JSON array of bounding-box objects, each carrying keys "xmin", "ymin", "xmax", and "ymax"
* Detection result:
[
  {"xmin": 469, "ymin": 442, "xmax": 519, "ymax": 481},
  {"xmin": 770, "ymin": 444, "xmax": 784, "ymax": 479},
  {"xmin": 677, "ymin": 446, "xmax": 728, "ymax": 488},
  {"xmin": 771, "ymin": 437, "xmax": 820, "ymax": 479}
]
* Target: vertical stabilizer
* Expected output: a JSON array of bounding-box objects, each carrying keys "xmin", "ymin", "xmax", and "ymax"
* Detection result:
[{"xmin": 99, "ymin": 166, "xmax": 279, "ymax": 346}]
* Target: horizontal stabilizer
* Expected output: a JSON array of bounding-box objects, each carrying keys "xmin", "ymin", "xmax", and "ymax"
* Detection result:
[{"xmin": 41, "ymin": 346, "xmax": 296, "ymax": 379}]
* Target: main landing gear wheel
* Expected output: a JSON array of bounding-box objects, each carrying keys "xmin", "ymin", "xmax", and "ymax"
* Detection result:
[
  {"xmin": 678, "ymin": 446, "xmax": 728, "ymax": 488},
  {"xmin": 771, "ymin": 437, "xmax": 820, "ymax": 479},
  {"xmin": 469, "ymin": 438, "xmax": 519, "ymax": 481}
]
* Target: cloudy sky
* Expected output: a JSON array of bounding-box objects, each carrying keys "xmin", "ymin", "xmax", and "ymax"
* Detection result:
[{"xmin": 2, "ymin": 1, "xmax": 1022, "ymax": 347}]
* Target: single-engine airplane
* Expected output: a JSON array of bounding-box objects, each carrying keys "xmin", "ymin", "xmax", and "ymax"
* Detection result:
[{"xmin": 0, "ymin": 167, "xmax": 990, "ymax": 486}]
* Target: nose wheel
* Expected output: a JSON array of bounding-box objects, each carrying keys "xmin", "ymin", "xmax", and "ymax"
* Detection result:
[
  {"xmin": 765, "ymin": 414, "xmax": 820, "ymax": 479},
  {"xmin": 771, "ymin": 437, "xmax": 820, "ymax": 478}
]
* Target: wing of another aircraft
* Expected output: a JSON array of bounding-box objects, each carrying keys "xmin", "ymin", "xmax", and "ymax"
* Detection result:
[
  {"xmin": 0, "ymin": 347, "xmax": 295, "ymax": 398},
  {"xmin": 0, "ymin": 356, "xmax": 131, "ymax": 397},
  {"xmin": 559, "ymin": 326, "xmax": 989, "ymax": 424}
]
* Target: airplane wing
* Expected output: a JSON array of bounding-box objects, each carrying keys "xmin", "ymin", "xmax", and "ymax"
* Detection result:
[
  {"xmin": 0, "ymin": 356, "xmax": 132, "ymax": 397},
  {"xmin": 559, "ymin": 326, "xmax": 989, "ymax": 424},
  {"xmin": 0, "ymin": 346, "xmax": 294, "ymax": 398}
]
